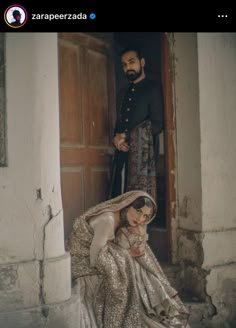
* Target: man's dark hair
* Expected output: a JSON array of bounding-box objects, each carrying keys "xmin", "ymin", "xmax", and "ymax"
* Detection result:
[{"xmin": 120, "ymin": 47, "xmax": 144, "ymax": 60}]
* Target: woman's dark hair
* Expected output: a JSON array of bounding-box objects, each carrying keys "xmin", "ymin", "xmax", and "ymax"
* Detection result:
[{"xmin": 131, "ymin": 196, "xmax": 153, "ymax": 211}]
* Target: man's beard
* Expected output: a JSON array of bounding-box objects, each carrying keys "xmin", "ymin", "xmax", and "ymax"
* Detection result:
[{"xmin": 126, "ymin": 68, "xmax": 142, "ymax": 82}]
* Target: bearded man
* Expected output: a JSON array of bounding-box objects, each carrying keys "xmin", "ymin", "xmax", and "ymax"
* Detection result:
[{"xmin": 110, "ymin": 47, "xmax": 164, "ymax": 200}]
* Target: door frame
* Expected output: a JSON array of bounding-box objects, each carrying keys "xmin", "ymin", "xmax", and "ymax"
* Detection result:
[
  {"xmin": 58, "ymin": 32, "xmax": 177, "ymax": 263},
  {"xmin": 161, "ymin": 33, "xmax": 177, "ymax": 264}
]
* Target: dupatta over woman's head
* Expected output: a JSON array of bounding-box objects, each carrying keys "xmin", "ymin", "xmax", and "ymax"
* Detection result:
[
  {"xmin": 78, "ymin": 190, "xmax": 157, "ymax": 227},
  {"xmin": 67, "ymin": 190, "xmax": 157, "ymax": 280}
]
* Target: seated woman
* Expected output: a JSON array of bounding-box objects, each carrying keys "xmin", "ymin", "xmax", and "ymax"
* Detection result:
[{"xmin": 67, "ymin": 190, "xmax": 190, "ymax": 328}]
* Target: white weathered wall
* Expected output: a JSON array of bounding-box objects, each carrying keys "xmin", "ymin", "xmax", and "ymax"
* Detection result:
[
  {"xmin": 0, "ymin": 33, "xmax": 71, "ymax": 318},
  {"xmin": 198, "ymin": 33, "xmax": 236, "ymax": 327},
  {"xmin": 171, "ymin": 33, "xmax": 202, "ymax": 233},
  {"xmin": 198, "ymin": 33, "xmax": 236, "ymax": 261},
  {"xmin": 173, "ymin": 32, "xmax": 236, "ymax": 327}
]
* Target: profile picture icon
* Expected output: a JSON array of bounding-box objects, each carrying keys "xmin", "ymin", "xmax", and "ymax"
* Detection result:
[{"xmin": 4, "ymin": 4, "xmax": 28, "ymax": 28}]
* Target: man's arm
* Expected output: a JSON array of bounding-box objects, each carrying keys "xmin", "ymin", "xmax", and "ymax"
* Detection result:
[
  {"xmin": 113, "ymin": 88, "xmax": 130, "ymax": 151},
  {"xmin": 149, "ymin": 81, "xmax": 164, "ymax": 159},
  {"xmin": 149, "ymin": 81, "xmax": 164, "ymax": 137},
  {"xmin": 89, "ymin": 213, "xmax": 115, "ymax": 267},
  {"xmin": 114, "ymin": 88, "xmax": 126, "ymax": 135}
]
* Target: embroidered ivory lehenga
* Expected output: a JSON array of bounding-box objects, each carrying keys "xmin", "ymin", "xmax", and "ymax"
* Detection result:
[{"xmin": 67, "ymin": 190, "xmax": 190, "ymax": 328}]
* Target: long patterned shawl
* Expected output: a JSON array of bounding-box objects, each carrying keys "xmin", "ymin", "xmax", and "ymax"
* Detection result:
[
  {"xmin": 127, "ymin": 120, "xmax": 157, "ymax": 201},
  {"xmin": 67, "ymin": 191, "xmax": 190, "ymax": 327}
]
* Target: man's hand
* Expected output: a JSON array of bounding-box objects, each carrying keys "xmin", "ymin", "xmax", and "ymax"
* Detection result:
[
  {"xmin": 119, "ymin": 142, "xmax": 129, "ymax": 152},
  {"xmin": 113, "ymin": 133, "xmax": 130, "ymax": 152}
]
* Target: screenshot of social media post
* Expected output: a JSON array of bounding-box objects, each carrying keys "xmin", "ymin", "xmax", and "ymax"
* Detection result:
[{"xmin": 0, "ymin": 2, "xmax": 235, "ymax": 31}]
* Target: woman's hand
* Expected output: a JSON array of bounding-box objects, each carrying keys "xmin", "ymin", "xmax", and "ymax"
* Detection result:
[
  {"xmin": 129, "ymin": 241, "xmax": 145, "ymax": 257},
  {"xmin": 127, "ymin": 225, "xmax": 144, "ymax": 236}
]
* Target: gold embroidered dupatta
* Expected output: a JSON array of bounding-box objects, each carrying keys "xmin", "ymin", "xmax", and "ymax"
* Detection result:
[{"xmin": 67, "ymin": 190, "xmax": 190, "ymax": 327}]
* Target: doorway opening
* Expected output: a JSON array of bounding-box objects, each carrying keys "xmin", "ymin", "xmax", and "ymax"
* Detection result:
[
  {"xmin": 58, "ymin": 32, "xmax": 175, "ymax": 264},
  {"xmin": 113, "ymin": 32, "xmax": 172, "ymax": 263}
]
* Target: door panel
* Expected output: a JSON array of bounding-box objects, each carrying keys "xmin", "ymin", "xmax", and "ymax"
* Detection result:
[
  {"xmin": 87, "ymin": 49, "xmax": 110, "ymax": 145},
  {"xmin": 59, "ymin": 33, "xmax": 115, "ymax": 238},
  {"xmin": 59, "ymin": 42, "xmax": 83, "ymax": 144}
]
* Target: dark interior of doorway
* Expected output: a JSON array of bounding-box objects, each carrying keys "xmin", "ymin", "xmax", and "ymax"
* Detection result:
[
  {"xmin": 113, "ymin": 32, "xmax": 168, "ymax": 262},
  {"xmin": 113, "ymin": 32, "xmax": 166, "ymax": 229}
]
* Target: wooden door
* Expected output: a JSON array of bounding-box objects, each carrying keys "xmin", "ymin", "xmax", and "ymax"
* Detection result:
[{"xmin": 58, "ymin": 33, "xmax": 115, "ymax": 238}]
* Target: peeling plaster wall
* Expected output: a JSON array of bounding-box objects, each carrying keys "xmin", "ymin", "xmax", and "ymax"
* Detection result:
[
  {"xmin": 206, "ymin": 263, "xmax": 236, "ymax": 327},
  {"xmin": 198, "ymin": 33, "xmax": 236, "ymax": 326},
  {"xmin": 0, "ymin": 33, "xmax": 71, "ymax": 320},
  {"xmin": 0, "ymin": 33, "xmax": 64, "ymax": 263},
  {"xmin": 173, "ymin": 33, "xmax": 236, "ymax": 326},
  {"xmin": 197, "ymin": 33, "xmax": 236, "ymax": 267}
]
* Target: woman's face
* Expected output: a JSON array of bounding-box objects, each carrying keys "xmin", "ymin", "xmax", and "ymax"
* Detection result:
[{"xmin": 126, "ymin": 205, "xmax": 153, "ymax": 227}]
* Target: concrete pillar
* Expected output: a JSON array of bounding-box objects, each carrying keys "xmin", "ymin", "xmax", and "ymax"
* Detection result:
[{"xmin": 0, "ymin": 33, "xmax": 77, "ymax": 328}]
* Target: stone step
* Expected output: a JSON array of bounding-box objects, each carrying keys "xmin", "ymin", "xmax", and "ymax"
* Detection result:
[
  {"xmin": 185, "ymin": 301, "xmax": 215, "ymax": 328},
  {"xmin": 161, "ymin": 264, "xmax": 215, "ymax": 327}
]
